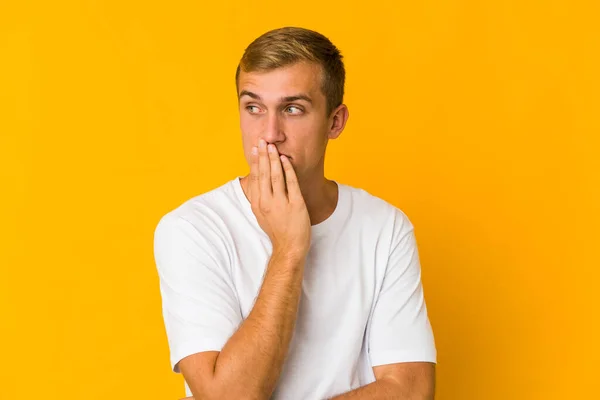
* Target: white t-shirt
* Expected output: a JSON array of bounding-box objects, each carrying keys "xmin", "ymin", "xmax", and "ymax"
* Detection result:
[{"xmin": 153, "ymin": 177, "xmax": 436, "ymax": 399}]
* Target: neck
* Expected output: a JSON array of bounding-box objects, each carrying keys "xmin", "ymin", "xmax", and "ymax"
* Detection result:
[{"xmin": 240, "ymin": 170, "xmax": 338, "ymax": 226}]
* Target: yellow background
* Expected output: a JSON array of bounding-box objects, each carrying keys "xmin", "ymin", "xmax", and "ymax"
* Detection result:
[{"xmin": 1, "ymin": 0, "xmax": 598, "ymax": 399}]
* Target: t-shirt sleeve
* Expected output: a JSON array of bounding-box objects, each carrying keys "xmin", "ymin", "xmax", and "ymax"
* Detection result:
[
  {"xmin": 153, "ymin": 213, "xmax": 243, "ymax": 373},
  {"xmin": 368, "ymin": 210, "xmax": 437, "ymax": 367}
]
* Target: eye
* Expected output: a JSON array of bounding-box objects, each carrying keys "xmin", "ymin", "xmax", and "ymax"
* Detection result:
[
  {"xmin": 246, "ymin": 105, "xmax": 262, "ymax": 114},
  {"xmin": 285, "ymin": 105, "xmax": 303, "ymax": 115}
]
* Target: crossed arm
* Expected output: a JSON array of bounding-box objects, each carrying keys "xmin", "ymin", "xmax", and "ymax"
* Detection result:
[
  {"xmin": 162, "ymin": 219, "xmax": 436, "ymax": 400},
  {"xmin": 327, "ymin": 361, "xmax": 435, "ymax": 399},
  {"xmin": 163, "ymin": 220, "xmax": 436, "ymax": 400},
  {"xmin": 158, "ymin": 142, "xmax": 436, "ymax": 400},
  {"xmin": 179, "ymin": 361, "xmax": 435, "ymax": 400}
]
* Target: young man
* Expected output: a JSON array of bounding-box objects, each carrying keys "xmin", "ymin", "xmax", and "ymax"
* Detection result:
[{"xmin": 154, "ymin": 27, "xmax": 437, "ymax": 400}]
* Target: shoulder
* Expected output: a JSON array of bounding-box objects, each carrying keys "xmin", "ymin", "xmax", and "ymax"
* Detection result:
[
  {"xmin": 155, "ymin": 178, "xmax": 241, "ymax": 230},
  {"xmin": 153, "ymin": 178, "xmax": 241, "ymax": 254},
  {"xmin": 159, "ymin": 178, "xmax": 239, "ymax": 224},
  {"xmin": 340, "ymin": 182, "xmax": 415, "ymax": 233}
]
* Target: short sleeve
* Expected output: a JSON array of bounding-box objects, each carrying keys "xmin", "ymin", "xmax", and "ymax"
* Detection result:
[
  {"xmin": 153, "ymin": 213, "xmax": 243, "ymax": 373},
  {"xmin": 368, "ymin": 210, "xmax": 437, "ymax": 367}
]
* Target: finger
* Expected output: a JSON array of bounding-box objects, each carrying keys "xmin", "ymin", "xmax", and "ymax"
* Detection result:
[
  {"xmin": 280, "ymin": 155, "xmax": 302, "ymax": 201},
  {"xmin": 258, "ymin": 139, "xmax": 272, "ymax": 198},
  {"xmin": 268, "ymin": 144, "xmax": 285, "ymax": 197},
  {"xmin": 249, "ymin": 146, "xmax": 259, "ymax": 204}
]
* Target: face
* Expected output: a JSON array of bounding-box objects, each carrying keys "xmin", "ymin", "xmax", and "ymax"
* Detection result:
[{"xmin": 237, "ymin": 61, "xmax": 348, "ymax": 180}]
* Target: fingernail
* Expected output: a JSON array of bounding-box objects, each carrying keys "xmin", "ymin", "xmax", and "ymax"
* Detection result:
[
  {"xmin": 251, "ymin": 146, "xmax": 258, "ymax": 155},
  {"xmin": 259, "ymin": 139, "xmax": 266, "ymax": 148},
  {"xmin": 268, "ymin": 144, "xmax": 275, "ymax": 153}
]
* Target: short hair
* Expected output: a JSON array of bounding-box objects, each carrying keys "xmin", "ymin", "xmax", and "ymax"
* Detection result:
[{"xmin": 236, "ymin": 26, "xmax": 345, "ymax": 116}]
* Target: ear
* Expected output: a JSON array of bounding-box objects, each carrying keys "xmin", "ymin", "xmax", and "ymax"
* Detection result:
[{"xmin": 327, "ymin": 104, "xmax": 349, "ymax": 140}]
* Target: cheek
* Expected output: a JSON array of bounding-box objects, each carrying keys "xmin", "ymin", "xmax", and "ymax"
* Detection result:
[
  {"xmin": 240, "ymin": 115, "xmax": 260, "ymax": 146},
  {"xmin": 284, "ymin": 115, "xmax": 318, "ymax": 138},
  {"xmin": 240, "ymin": 113, "xmax": 256, "ymax": 134}
]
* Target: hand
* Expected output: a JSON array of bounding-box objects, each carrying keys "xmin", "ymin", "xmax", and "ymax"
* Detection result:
[{"xmin": 249, "ymin": 139, "xmax": 311, "ymax": 258}]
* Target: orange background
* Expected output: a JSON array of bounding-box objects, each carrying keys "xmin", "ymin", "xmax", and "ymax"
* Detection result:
[{"xmin": 1, "ymin": 1, "xmax": 598, "ymax": 399}]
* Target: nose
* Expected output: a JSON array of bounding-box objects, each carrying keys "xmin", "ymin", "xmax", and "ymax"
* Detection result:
[{"xmin": 261, "ymin": 112, "xmax": 285, "ymax": 144}]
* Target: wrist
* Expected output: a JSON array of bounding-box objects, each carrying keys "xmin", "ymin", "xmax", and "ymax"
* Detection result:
[{"xmin": 271, "ymin": 245, "xmax": 307, "ymax": 265}]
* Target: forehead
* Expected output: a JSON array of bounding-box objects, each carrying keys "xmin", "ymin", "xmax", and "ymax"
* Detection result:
[{"xmin": 238, "ymin": 62, "xmax": 324, "ymax": 100}]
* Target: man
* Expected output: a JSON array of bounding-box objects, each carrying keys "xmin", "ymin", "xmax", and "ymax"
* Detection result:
[{"xmin": 153, "ymin": 26, "xmax": 437, "ymax": 400}]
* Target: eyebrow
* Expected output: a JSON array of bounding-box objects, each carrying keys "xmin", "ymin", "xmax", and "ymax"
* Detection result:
[{"xmin": 239, "ymin": 90, "xmax": 313, "ymax": 104}]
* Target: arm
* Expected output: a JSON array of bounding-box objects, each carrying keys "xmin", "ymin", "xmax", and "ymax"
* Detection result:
[
  {"xmin": 179, "ymin": 140, "xmax": 311, "ymax": 400},
  {"xmin": 180, "ymin": 249, "xmax": 305, "ymax": 400},
  {"xmin": 328, "ymin": 362, "xmax": 435, "ymax": 399}
]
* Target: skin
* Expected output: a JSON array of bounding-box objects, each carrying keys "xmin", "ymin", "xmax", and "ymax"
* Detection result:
[
  {"xmin": 237, "ymin": 61, "xmax": 349, "ymax": 226},
  {"xmin": 178, "ymin": 142, "xmax": 310, "ymax": 400},
  {"xmin": 177, "ymin": 60, "xmax": 435, "ymax": 399}
]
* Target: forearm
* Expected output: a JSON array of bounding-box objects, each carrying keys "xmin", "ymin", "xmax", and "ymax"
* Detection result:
[
  {"xmin": 327, "ymin": 378, "xmax": 404, "ymax": 400},
  {"xmin": 212, "ymin": 249, "xmax": 305, "ymax": 399},
  {"xmin": 328, "ymin": 377, "xmax": 433, "ymax": 400}
]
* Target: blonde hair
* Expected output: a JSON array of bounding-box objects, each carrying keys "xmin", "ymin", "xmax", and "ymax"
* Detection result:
[{"xmin": 236, "ymin": 27, "xmax": 345, "ymax": 116}]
